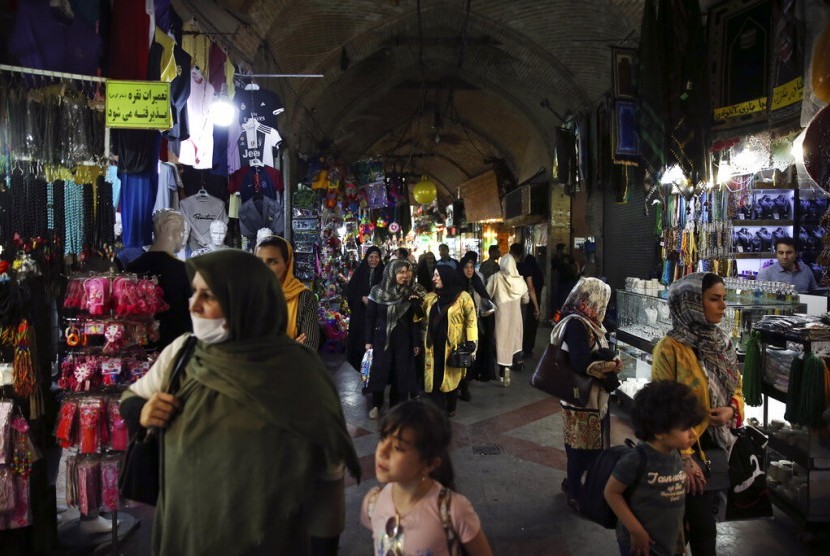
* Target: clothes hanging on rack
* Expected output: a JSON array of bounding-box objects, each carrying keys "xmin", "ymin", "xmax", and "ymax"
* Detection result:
[
  {"xmin": 235, "ymin": 86, "xmax": 283, "ymax": 130},
  {"xmin": 120, "ymin": 171, "xmax": 158, "ymax": 248},
  {"xmin": 228, "ymin": 166, "xmax": 283, "ymax": 203},
  {"xmin": 239, "ymin": 194, "xmax": 284, "ymax": 241},
  {"xmin": 153, "ymin": 161, "xmax": 182, "ymax": 213},
  {"xmin": 179, "ymin": 193, "xmax": 228, "ymax": 251},
  {"xmin": 177, "ymin": 68, "xmax": 214, "ymax": 169}
]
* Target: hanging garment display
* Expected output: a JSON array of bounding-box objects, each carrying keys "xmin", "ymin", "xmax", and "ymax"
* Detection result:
[
  {"xmin": 179, "ymin": 192, "xmax": 228, "ymax": 251},
  {"xmin": 236, "ymin": 86, "xmax": 283, "ymax": 131},
  {"xmin": 228, "ymin": 166, "xmax": 283, "ymax": 203},
  {"xmin": 234, "ymin": 119, "xmax": 282, "ymax": 169},
  {"xmin": 153, "ymin": 162, "xmax": 182, "ymax": 213},
  {"xmin": 239, "ymin": 194, "xmax": 284, "ymax": 241},
  {"xmin": 177, "ymin": 68, "xmax": 215, "ymax": 169}
]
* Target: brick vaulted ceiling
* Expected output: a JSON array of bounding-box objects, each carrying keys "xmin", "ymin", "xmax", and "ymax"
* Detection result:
[{"xmin": 173, "ymin": 0, "xmax": 654, "ymax": 197}]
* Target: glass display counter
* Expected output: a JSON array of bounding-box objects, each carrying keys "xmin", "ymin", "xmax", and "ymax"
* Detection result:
[{"xmin": 614, "ymin": 289, "xmax": 805, "ymax": 401}]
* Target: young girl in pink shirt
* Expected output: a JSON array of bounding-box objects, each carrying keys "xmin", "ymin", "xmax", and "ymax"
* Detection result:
[{"xmin": 361, "ymin": 400, "xmax": 493, "ymax": 555}]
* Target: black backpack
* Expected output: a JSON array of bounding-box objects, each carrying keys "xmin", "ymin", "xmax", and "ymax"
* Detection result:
[{"xmin": 577, "ymin": 439, "xmax": 646, "ymax": 528}]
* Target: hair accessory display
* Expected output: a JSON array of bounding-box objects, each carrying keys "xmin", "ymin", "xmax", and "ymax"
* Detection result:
[
  {"xmin": 54, "ymin": 399, "xmax": 78, "ymax": 448},
  {"xmin": 0, "ymin": 401, "xmax": 13, "ymax": 464},
  {"xmin": 0, "ymin": 467, "xmax": 15, "ymax": 513},
  {"xmin": 83, "ymin": 277, "xmax": 110, "ymax": 316},
  {"xmin": 0, "ymin": 412, "xmax": 34, "ymax": 530},
  {"xmin": 107, "ymin": 400, "xmax": 127, "ymax": 451},
  {"xmin": 76, "ymin": 458, "xmax": 101, "ymax": 516},
  {"xmin": 100, "ymin": 456, "xmax": 121, "ymax": 512},
  {"xmin": 102, "ymin": 323, "xmax": 126, "ymax": 354}
]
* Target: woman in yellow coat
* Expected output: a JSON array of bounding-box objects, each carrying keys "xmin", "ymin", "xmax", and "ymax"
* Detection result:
[
  {"xmin": 652, "ymin": 272, "xmax": 744, "ymax": 556},
  {"xmin": 421, "ymin": 266, "xmax": 478, "ymax": 417}
]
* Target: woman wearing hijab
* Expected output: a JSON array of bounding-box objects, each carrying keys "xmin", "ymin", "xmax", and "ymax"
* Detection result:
[
  {"xmin": 652, "ymin": 273, "xmax": 744, "ymax": 556},
  {"xmin": 256, "ymin": 235, "xmax": 319, "ymax": 349},
  {"xmin": 364, "ymin": 259, "xmax": 426, "ymax": 419},
  {"xmin": 457, "ymin": 254, "xmax": 497, "ymax": 390},
  {"xmin": 346, "ymin": 246, "xmax": 384, "ymax": 371},
  {"xmin": 551, "ymin": 277, "xmax": 621, "ymax": 510},
  {"xmin": 486, "ymin": 254, "xmax": 529, "ymax": 387},
  {"xmin": 119, "ymin": 250, "xmax": 359, "ymax": 555},
  {"xmin": 421, "ymin": 266, "xmax": 478, "ymax": 417},
  {"xmin": 415, "ymin": 251, "xmax": 437, "ymax": 292}
]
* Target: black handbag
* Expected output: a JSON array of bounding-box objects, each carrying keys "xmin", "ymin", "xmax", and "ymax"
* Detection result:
[
  {"xmin": 447, "ymin": 341, "xmax": 475, "ymax": 368},
  {"xmin": 691, "ymin": 435, "xmax": 730, "ymax": 492},
  {"xmin": 118, "ymin": 335, "xmax": 197, "ymax": 505},
  {"xmin": 530, "ymin": 342, "xmax": 595, "ymax": 407}
]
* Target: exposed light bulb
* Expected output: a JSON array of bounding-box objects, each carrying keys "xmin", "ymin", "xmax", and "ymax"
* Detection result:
[
  {"xmin": 210, "ymin": 85, "xmax": 236, "ymax": 127},
  {"xmin": 792, "ymin": 130, "xmax": 806, "ymax": 165},
  {"xmin": 717, "ymin": 160, "xmax": 732, "ymax": 185},
  {"xmin": 660, "ymin": 165, "xmax": 685, "ymax": 185}
]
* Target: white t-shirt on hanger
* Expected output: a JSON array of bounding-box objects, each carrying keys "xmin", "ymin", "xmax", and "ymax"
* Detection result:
[{"xmin": 178, "ymin": 68, "xmax": 215, "ymax": 169}]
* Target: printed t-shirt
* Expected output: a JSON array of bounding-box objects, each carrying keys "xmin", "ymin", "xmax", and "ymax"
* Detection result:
[
  {"xmin": 360, "ymin": 481, "xmax": 480, "ymax": 556},
  {"xmin": 235, "ymin": 87, "xmax": 283, "ymax": 130},
  {"xmin": 612, "ymin": 442, "xmax": 685, "ymax": 556},
  {"xmin": 236, "ymin": 120, "xmax": 282, "ymax": 169},
  {"xmin": 179, "ymin": 194, "xmax": 228, "ymax": 251}
]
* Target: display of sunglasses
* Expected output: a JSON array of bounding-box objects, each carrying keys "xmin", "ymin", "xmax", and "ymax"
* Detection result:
[{"xmin": 384, "ymin": 514, "xmax": 403, "ymax": 556}]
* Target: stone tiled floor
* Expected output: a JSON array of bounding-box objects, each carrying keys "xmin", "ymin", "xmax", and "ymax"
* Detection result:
[{"xmin": 58, "ymin": 325, "xmax": 828, "ymax": 555}]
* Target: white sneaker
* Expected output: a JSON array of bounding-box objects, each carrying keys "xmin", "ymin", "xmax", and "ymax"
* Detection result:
[{"xmin": 369, "ymin": 407, "xmax": 379, "ymax": 419}]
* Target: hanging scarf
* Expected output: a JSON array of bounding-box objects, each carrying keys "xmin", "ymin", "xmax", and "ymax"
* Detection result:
[
  {"xmin": 559, "ymin": 277, "xmax": 611, "ymax": 338},
  {"xmin": 368, "ymin": 259, "xmax": 425, "ymax": 350},
  {"xmin": 667, "ymin": 272, "xmax": 739, "ymax": 450},
  {"xmin": 486, "ymin": 255, "xmax": 528, "ymax": 304}
]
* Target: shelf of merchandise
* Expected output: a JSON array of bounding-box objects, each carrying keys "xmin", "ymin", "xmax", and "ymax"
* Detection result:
[
  {"xmin": 756, "ymin": 331, "xmax": 830, "ymax": 526},
  {"xmin": 731, "ymin": 219, "xmax": 795, "ymax": 227}
]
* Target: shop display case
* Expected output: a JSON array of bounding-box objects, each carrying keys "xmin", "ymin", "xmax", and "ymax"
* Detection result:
[
  {"xmin": 754, "ymin": 327, "xmax": 830, "ymax": 534},
  {"xmin": 614, "ymin": 289, "xmax": 805, "ymax": 401}
]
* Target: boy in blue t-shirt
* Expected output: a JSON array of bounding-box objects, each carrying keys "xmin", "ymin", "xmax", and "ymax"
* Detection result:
[{"xmin": 604, "ymin": 381, "xmax": 706, "ymax": 556}]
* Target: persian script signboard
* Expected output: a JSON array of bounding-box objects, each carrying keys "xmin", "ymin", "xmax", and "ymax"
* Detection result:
[{"xmin": 105, "ymin": 81, "xmax": 172, "ymax": 129}]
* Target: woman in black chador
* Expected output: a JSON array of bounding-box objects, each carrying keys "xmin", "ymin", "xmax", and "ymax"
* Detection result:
[
  {"xmin": 346, "ymin": 246, "xmax": 384, "ymax": 371},
  {"xmin": 364, "ymin": 259, "xmax": 425, "ymax": 419},
  {"xmin": 457, "ymin": 254, "xmax": 497, "ymax": 386}
]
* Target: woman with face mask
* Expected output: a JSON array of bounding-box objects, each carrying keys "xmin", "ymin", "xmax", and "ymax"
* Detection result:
[
  {"xmin": 119, "ymin": 250, "xmax": 359, "ymax": 555},
  {"xmin": 346, "ymin": 246, "xmax": 384, "ymax": 372},
  {"xmin": 364, "ymin": 259, "xmax": 426, "ymax": 419}
]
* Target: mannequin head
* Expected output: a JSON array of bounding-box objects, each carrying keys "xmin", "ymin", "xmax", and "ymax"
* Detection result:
[
  {"xmin": 150, "ymin": 209, "xmax": 186, "ymax": 254},
  {"xmin": 209, "ymin": 220, "xmax": 228, "ymax": 248}
]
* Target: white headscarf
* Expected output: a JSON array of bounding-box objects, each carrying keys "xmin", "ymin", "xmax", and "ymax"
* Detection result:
[{"xmin": 486, "ymin": 255, "xmax": 528, "ymax": 303}]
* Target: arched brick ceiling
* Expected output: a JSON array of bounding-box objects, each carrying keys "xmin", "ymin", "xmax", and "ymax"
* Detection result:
[{"xmin": 175, "ymin": 0, "xmax": 683, "ymax": 195}]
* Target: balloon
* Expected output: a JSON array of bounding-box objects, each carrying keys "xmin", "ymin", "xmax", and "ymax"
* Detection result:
[{"xmin": 412, "ymin": 175, "xmax": 437, "ymax": 204}]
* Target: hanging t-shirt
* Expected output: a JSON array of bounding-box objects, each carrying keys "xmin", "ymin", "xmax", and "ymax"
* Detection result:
[
  {"xmin": 119, "ymin": 170, "xmax": 158, "ymax": 248},
  {"xmin": 235, "ymin": 87, "xmax": 283, "ymax": 130},
  {"xmin": 228, "ymin": 166, "xmax": 284, "ymax": 203},
  {"xmin": 179, "ymin": 193, "xmax": 228, "ymax": 251},
  {"xmin": 181, "ymin": 20, "xmax": 210, "ymax": 79},
  {"xmin": 177, "ymin": 69, "xmax": 214, "ymax": 169},
  {"xmin": 239, "ymin": 195, "xmax": 284, "ymax": 241},
  {"xmin": 236, "ymin": 119, "xmax": 281, "ymax": 169},
  {"xmin": 153, "ymin": 161, "xmax": 182, "ymax": 213}
]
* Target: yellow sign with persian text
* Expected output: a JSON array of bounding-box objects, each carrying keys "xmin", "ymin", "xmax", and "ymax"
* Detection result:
[
  {"xmin": 770, "ymin": 77, "xmax": 803, "ymax": 111},
  {"xmin": 105, "ymin": 81, "xmax": 172, "ymax": 129},
  {"xmin": 713, "ymin": 96, "xmax": 768, "ymax": 121}
]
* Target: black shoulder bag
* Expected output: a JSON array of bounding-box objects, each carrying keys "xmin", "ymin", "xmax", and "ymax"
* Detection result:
[{"xmin": 118, "ymin": 335, "xmax": 197, "ymax": 505}]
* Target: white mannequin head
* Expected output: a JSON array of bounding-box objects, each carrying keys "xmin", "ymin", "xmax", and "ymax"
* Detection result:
[
  {"xmin": 209, "ymin": 220, "xmax": 228, "ymax": 247},
  {"xmin": 151, "ymin": 210, "xmax": 186, "ymax": 254}
]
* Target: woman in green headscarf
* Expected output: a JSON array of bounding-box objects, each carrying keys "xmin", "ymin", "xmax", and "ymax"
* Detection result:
[{"xmin": 120, "ymin": 250, "xmax": 360, "ymax": 555}]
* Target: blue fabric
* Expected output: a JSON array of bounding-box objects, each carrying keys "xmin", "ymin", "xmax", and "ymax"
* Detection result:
[{"xmin": 119, "ymin": 171, "xmax": 158, "ymax": 248}]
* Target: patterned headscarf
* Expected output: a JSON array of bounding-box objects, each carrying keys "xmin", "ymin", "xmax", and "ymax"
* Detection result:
[
  {"xmin": 369, "ymin": 259, "xmax": 425, "ymax": 350},
  {"xmin": 560, "ymin": 277, "xmax": 611, "ymax": 337},
  {"xmin": 667, "ymin": 273, "xmax": 739, "ymax": 448}
]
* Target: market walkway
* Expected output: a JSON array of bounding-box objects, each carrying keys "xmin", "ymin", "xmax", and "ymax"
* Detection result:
[{"xmin": 59, "ymin": 325, "xmax": 826, "ymax": 555}]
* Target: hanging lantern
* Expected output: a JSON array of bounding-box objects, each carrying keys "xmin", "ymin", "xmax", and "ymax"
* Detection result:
[{"xmin": 412, "ymin": 175, "xmax": 437, "ymax": 205}]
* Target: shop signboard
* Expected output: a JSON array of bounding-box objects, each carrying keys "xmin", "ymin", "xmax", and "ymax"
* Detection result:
[{"xmin": 105, "ymin": 80, "xmax": 172, "ymax": 129}]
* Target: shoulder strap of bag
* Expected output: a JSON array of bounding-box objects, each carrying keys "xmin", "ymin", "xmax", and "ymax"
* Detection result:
[
  {"xmin": 367, "ymin": 486, "xmax": 382, "ymax": 519},
  {"xmin": 165, "ymin": 335, "xmax": 198, "ymax": 395},
  {"xmin": 438, "ymin": 487, "xmax": 462, "ymax": 556}
]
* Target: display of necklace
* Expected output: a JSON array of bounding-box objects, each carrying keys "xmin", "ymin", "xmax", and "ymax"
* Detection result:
[
  {"xmin": 756, "ymin": 195, "xmax": 774, "ymax": 219},
  {"xmin": 735, "ymin": 227, "xmax": 752, "ymax": 251},
  {"xmin": 771, "ymin": 227, "xmax": 790, "ymax": 241},
  {"xmin": 798, "ymin": 226, "xmax": 813, "ymax": 250},
  {"xmin": 756, "ymin": 228, "xmax": 773, "ymax": 252},
  {"xmin": 773, "ymin": 195, "xmax": 790, "ymax": 218}
]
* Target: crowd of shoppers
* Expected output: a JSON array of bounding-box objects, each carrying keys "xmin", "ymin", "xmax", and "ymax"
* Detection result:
[{"xmin": 117, "ymin": 236, "xmax": 755, "ymax": 556}]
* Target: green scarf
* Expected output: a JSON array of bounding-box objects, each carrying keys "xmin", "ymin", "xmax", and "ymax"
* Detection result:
[{"xmin": 151, "ymin": 250, "xmax": 359, "ymax": 554}]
